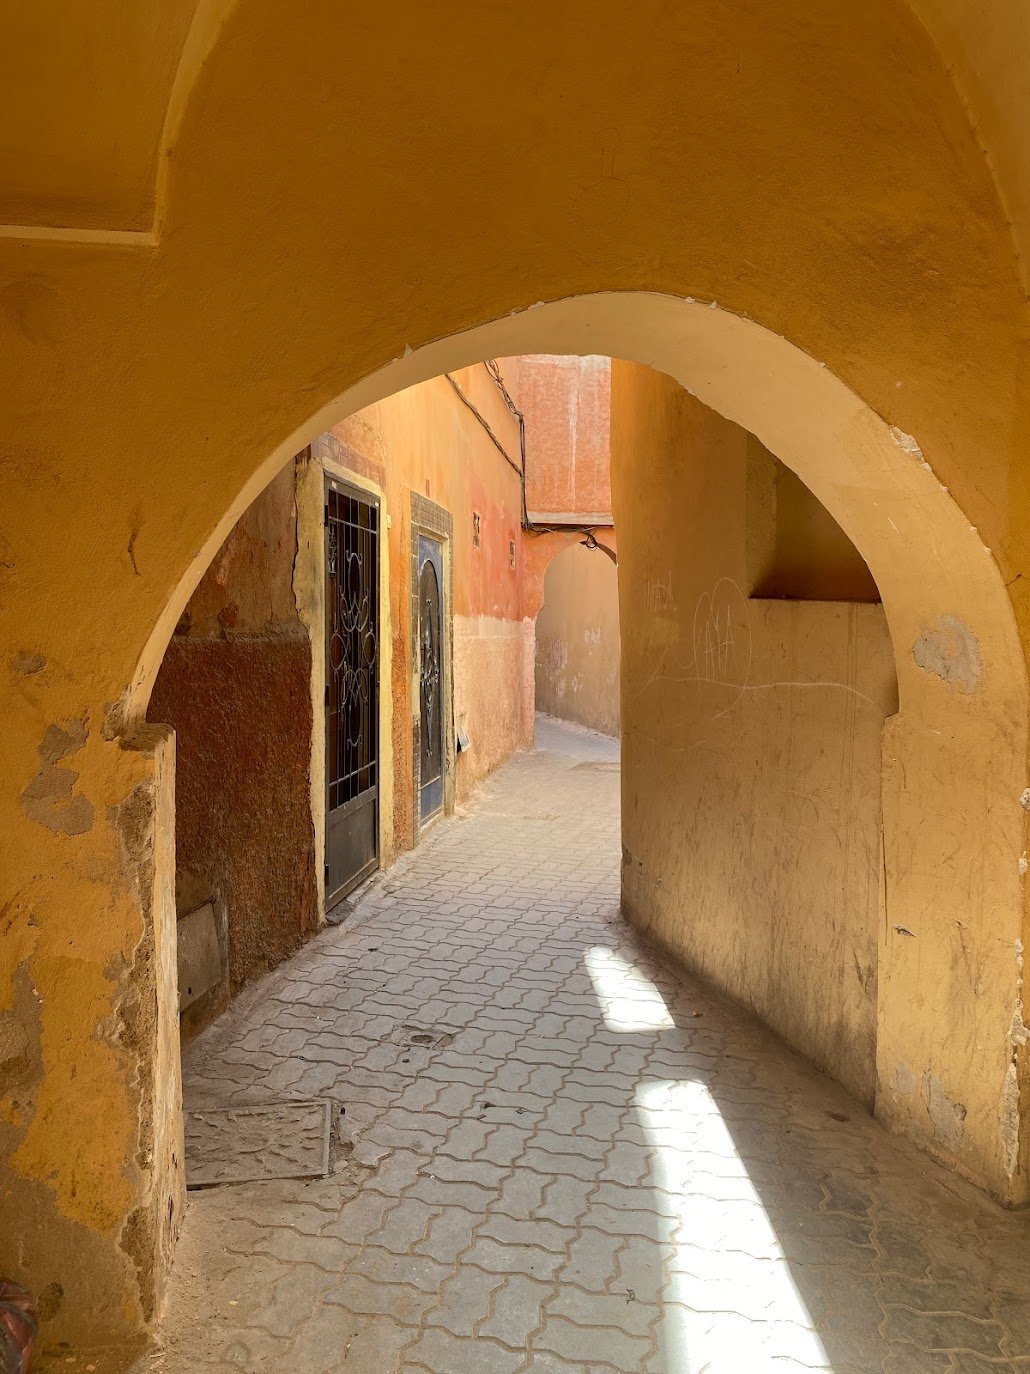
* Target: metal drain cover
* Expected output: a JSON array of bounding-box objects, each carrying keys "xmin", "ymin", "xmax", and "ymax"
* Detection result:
[{"xmin": 184, "ymin": 1100, "xmax": 332, "ymax": 1189}]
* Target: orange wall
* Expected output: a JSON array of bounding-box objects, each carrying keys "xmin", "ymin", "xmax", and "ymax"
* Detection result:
[
  {"xmin": 612, "ymin": 361, "xmax": 897, "ymax": 1105},
  {"xmin": 329, "ymin": 366, "xmax": 532, "ymax": 846},
  {"xmin": 6, "ymin": 4, "xmax": 1030, "ymax": 1352},
  {"xmin": 150, "ymin": 362, "xmax": 597, "ymax": 992},
  {"xmin": 146, "ymin": 369, "xmax": 544, "ymax": 1039}
]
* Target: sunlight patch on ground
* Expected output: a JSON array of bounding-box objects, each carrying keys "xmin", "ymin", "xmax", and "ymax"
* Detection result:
[
  {"xmin": 585, "ymin": 946, "xmax": 675, "ymax": 1031},
  {"xmin": 637, "ymin": 1078, "xmax": 832, "ymax": 1372}
]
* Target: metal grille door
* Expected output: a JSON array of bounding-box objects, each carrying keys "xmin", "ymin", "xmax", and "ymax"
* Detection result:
[
  {"xmin": 418, "ymin": 534, "xmax": 444, "ymax": 822},
  {"xmin": 325, "ymin": 479, "xmax": 379, "ymax": 904}
]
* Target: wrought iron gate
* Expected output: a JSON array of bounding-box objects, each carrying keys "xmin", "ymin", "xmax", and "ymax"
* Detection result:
[
  {"xmin": 325, "ymin": 478, "xmax": 379, "ymax": 905},
  {"xmin": 418, "ymin": 534, "xmax": 445, "ymax": 823}
]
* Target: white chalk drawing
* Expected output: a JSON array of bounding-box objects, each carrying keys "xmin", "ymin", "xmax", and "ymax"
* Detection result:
[
  {"xmin": 692, "ymin": 577, "xmax": 752, "ymax": 718},
  {"xmin": 645, "ymin": 572, "xmax": 676, "ymax": 615},
  {"xmin": 637, "ymin": 575, "xmax": 883, "ymax": 742}
]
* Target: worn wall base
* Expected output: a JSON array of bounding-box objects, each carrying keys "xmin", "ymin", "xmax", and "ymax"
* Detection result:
[{"xmin": 2, "ymin": 725, "xmax": 183, "ymax": 1368}]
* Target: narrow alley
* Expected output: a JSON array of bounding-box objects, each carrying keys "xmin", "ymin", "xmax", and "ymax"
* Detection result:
[{"xmin": 144, "ymin": 720, "xmax": 1030, "ymax": 1374}]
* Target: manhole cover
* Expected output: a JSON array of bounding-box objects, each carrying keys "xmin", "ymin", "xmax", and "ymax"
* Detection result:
[{"xmin": 184, "ymin": 1100, "xmax": 332, "ymax": 1189}]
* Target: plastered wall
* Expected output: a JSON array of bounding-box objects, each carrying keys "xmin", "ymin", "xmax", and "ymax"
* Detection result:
[
  {"xmin": 146, "ymin": 375, "xmax": 537, "ymax": 1043},
  {"xmin": 4, "ymin": 0, "xmax": 1030, "ymax": 1355},
  {"xmin": 147, "ymin": 465, "xmax": 316, "ymax": 1035},
  {"xmin": 500, "ymin": 355, "xmax": 613, "ymax": 520},
  {"xmin": 141, "ymin": 368, "xmax": 559, "ymax": 1058},
  {"xmin": 326, "ymin": 367, "xmax": 534, "ymax": 846},
  {"xmin": 613, "ymin": 362, "xmax": 897, "ymax": 1104},
  {"xmin": 535, "ymin": 540, "xmax": 621, "ymax": 738},
  {"xmin": 747, "ymin": 439, "xmax": 881, "ymax": 603}
]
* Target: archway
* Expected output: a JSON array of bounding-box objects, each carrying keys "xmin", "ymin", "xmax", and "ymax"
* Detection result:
[
  {"xmin": 5, "ymin": 1, "xmax": 1030, "ymax": 1359},
  {"xmin": 129, "ymin": 291, "xmax": 1028, "ymax": 1198},
  {"xmin": 1, "ymin": 285, "xmax": 1026, "ymax": 1362}
]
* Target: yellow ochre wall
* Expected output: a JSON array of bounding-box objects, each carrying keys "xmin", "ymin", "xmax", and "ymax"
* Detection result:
[
  {"xmin": 2, "ymin": 1, "xmax": 1030, "ymax": 1364},
  {"xmin": 612, "ymin": 363, "xmax": 897, "ymax": 1104}
]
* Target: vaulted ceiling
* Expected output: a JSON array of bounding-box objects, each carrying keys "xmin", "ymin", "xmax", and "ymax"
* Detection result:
[{"xmin": 0, "ymin": 0, "xmax": 1028, "ymax": 280}]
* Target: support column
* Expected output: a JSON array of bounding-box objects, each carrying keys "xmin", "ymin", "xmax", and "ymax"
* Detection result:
[{"xmin": 1, "ymin": 707, "xmax": 183, "ymax": 1366}]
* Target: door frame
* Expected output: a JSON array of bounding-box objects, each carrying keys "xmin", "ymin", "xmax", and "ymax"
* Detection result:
[
  {"xmin": 324, "ymin": 470, "xmax": 381, "ymax": 905},
  {"xmin": 410, "ymin": 492, "xmax": 455, "ymax": 842},
  {"xmin": 294, "ymin": 438, "xmax": 394, "ymax": 925}
]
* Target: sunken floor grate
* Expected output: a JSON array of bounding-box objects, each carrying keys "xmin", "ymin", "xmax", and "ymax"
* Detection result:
[{"xmin": 184, "ymin": 1100, "xmax": 332, "ymax": 1189}]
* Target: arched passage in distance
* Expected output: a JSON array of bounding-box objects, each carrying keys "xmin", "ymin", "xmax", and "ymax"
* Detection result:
[{"xmin": 535, "ymin": 537, "xmax": 621, "ymax": 739}]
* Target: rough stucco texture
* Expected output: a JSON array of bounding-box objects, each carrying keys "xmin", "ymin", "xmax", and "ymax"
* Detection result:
[
  {"xmin": 147, "ymin": 466, "xmax": 316, "ymax": 1033},
  {"xmin": 612, "ymin": 362, "xmax": 897, "ymax": 1105},
  {"xmin": 453, "ymin": 614, "xmax": 531, "ymax": 800},
  {"xmin": 149, "ymin": 637, "xmax": 316, "ymax": 1004},
  {"xmin": 500, "ymin": 354, "xmax": 613, "ymax": 517},
  {"xmin": 330, "ymin": 368, "xmax": 532, "ymax": 848}
]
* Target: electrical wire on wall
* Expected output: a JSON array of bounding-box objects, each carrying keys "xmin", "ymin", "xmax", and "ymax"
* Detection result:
[{"xmin": 443, "ymin": 362, "xmax": 617, "ymax": 564}]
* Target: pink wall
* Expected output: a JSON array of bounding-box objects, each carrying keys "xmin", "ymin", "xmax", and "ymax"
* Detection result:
[{"xmin": 498, "ymin": 355, "xmax": 612, "ymax": 520}]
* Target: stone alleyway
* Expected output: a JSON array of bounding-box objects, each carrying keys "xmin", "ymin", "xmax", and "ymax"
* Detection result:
[{"xmin": 144, "ymin": 718, "xmax": 1030, "ymax": 1374}]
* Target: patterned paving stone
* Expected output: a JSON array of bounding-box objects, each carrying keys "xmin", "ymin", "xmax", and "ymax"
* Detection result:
[{"xmin": 139, "ymin": 717, "xmax": 1030, "ymax": 1373}]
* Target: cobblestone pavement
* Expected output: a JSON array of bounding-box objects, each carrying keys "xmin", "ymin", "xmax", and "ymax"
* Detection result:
[{"xmin": 145, "ymin": 717, "xmax": 1030, "ymax": 1373}]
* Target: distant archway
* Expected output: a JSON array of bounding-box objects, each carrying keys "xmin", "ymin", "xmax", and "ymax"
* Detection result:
[{"xmin": 535, "ymin": 537, "xmax": 621, "ymax": 739}]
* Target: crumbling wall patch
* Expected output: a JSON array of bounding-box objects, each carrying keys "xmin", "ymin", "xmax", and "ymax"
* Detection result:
[
  {"xmin": 19, "ymin": 718, "xmax": 94, "ymax": 834},
  {"xmin": 912, "ymin": 614, "xmax": 981, "ymax": 694},
  {"xmin": 924, "ymin": 1072, "xmax": 968, "ymax": 1154}
]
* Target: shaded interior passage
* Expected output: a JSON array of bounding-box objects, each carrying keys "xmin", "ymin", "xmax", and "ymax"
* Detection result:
[{"xmin": 146, "ymin": 720, "xmax": 1030, "ymax": 1374}]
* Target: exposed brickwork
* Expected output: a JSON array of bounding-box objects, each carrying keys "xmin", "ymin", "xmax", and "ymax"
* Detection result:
[{"xmin": 143, "ymin": 720, "xmax": 1030, "ymax": 1373}]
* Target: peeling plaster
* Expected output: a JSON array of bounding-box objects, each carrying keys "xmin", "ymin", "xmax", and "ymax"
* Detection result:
[
  {"xmin": 0, "ymin": 967, "xmax": 44, "ymax": 1118},
  {"xmin": 12, "ymin": 652, "xmax": 45, "ymax": 675},
  {"xmin": 895, "ymin": 1061, "xmax": 917, "ymax": 1099},
  {"xmin": 0, "ymin": 1008, "xmax": 30, "ymax": 1093},
  {"xmin": 888, "ymin": 425, "xmax": 924, "ymax": 460},
  {"xmin": 109, "ymin": 774, "xmax": 166, "ymax": 1322},
  {"xmin": 912, "ymin": 614, "xmax": 981, "ymax": 693},
  {"xmin": 103, "ymin": 691, "xmax": 132, "ymax": 742},
  {"xmin": 1001, "ymin": 1061, "xmax": 1021, "ymax": 1177},
  {"xmin": 19, "ymin": 717, "xmax": 94, "ymax": 835},
  {"xmin": 1006, "ymin": 941, "xmax": 1029, "ymax": 1178},
  {"xmin": 924, "ymin": 1072, "xmax": 967, "ymax": 1154}
]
